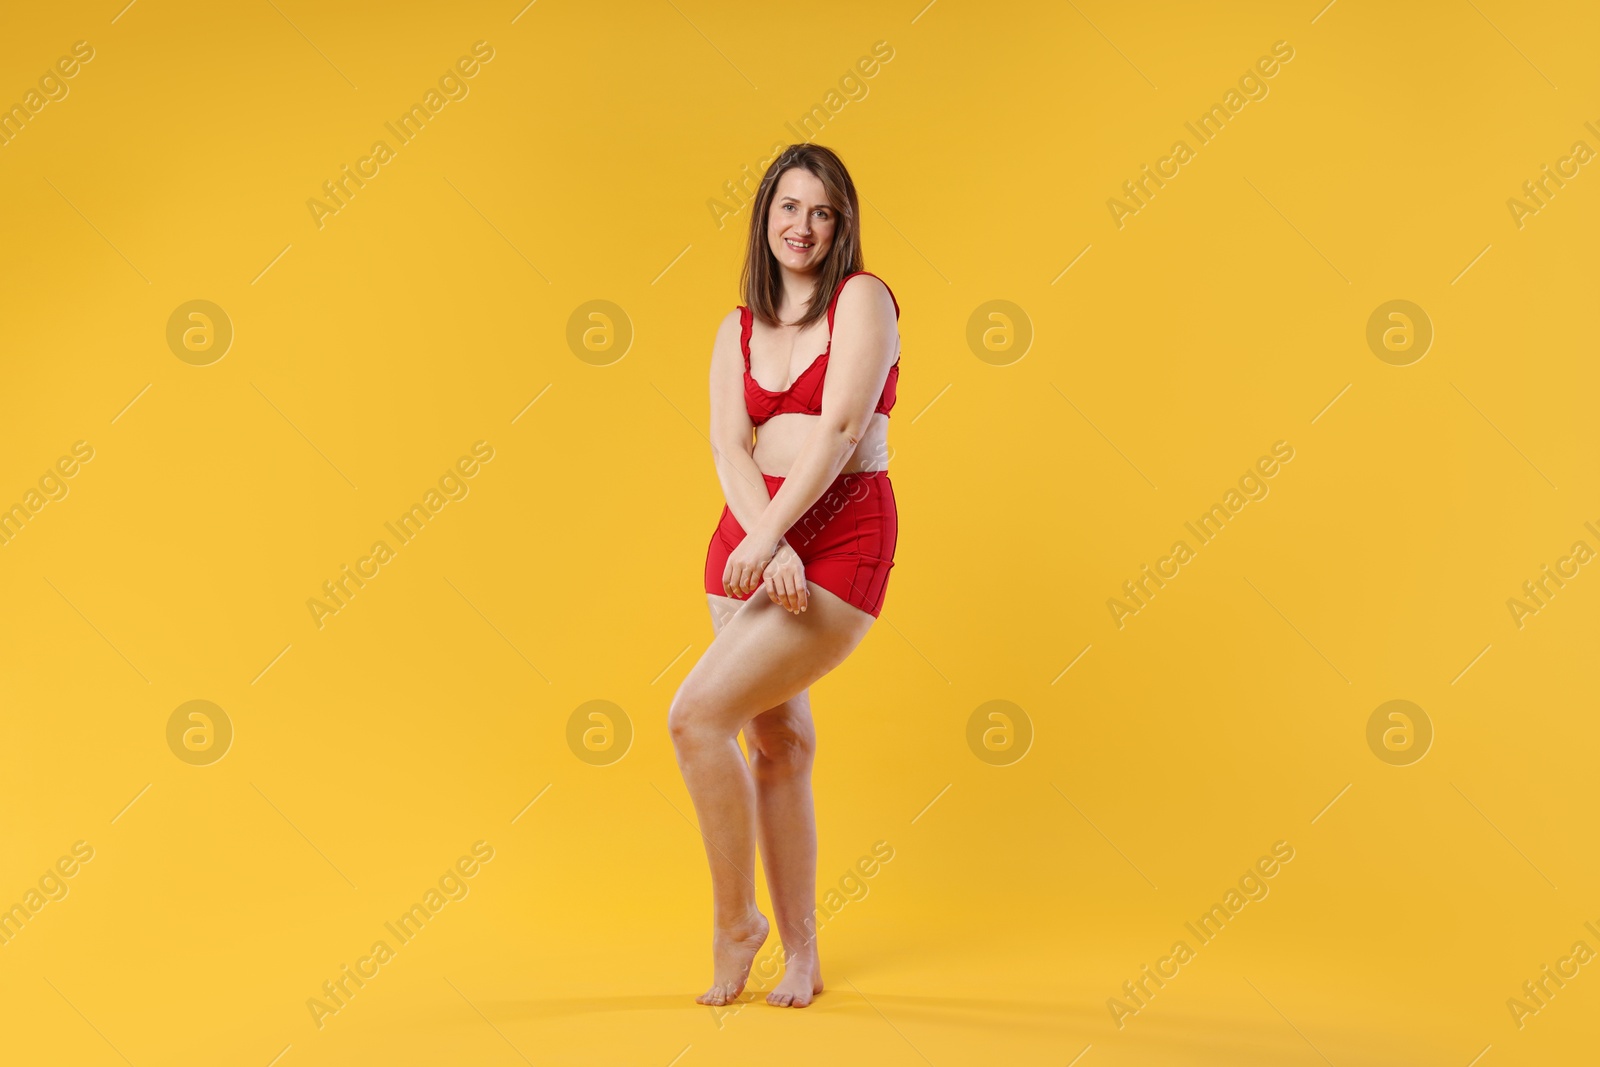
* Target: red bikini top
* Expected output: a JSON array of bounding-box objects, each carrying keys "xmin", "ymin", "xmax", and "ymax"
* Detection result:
[{"xmin": 740, "ymin": 270, "xmax": 900, "ymax": 427}]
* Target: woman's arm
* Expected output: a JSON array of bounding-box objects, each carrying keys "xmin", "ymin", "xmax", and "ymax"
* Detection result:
[
  {"xmin": 707, "ymin": 308, "xmax": 781, "ymax": 539},
  {"xmin": 746, "ymin": 275, "xmax": 899, "ymax": 550}
]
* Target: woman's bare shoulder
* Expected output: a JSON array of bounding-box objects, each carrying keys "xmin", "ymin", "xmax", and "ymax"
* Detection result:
[
  {"xmin": 709, "ymin": 306, "xmax": 745, "ymax": 371},
  {"xmin": 832, "ymin": 273, "xmax": 897, "ymax": 326},
  {"xmin": 712, "ymin": 306, "xmax": 744, "ymax": 348}
]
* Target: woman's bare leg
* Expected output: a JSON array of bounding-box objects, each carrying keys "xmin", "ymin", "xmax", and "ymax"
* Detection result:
[
  {"xmin": 708, "ymin": 595, "xmax": 825, "ymax": 1006},
  {"xmin": 670, "ymin": 585, "xmax": 873, "ymax": 1006}
]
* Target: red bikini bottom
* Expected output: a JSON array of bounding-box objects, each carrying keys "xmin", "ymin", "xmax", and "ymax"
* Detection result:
[{"xmin": 704, "ymin": 470, "xmax": 898, "ymax": 618}]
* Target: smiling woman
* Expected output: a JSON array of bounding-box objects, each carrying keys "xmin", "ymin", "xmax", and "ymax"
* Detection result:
[{"xmin": 669, "ymin": 142, "xmax": 904, "ymax": 1011}]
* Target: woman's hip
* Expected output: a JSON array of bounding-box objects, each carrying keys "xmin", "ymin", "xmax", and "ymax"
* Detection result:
[{"xmin": 714, "ymin": 470, "xmax": 896, "ymax": 562}]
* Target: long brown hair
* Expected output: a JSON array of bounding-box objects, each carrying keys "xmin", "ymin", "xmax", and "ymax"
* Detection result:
[{"xmin": 740, "ymin": 144, "xmax": 864, "ymax": 330}]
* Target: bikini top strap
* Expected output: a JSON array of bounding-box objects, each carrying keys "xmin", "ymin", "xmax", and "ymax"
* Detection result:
[
  {"xmin": 738, "ymin": 305, "xmax": 752, "ymax": 371},
  {"xmin": 825, "ymin": 271, "xmax": 901, "ymax": 335}
]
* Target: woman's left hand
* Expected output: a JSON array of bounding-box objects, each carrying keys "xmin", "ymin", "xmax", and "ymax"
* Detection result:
[{"xmin": 723, "ymin": 533, "xmax": 780, "ymax": 599}]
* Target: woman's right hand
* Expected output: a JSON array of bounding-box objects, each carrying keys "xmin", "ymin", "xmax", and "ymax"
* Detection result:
[{"xmin": 763, "ymin": 540, "xmax": 809, "ymax": 615}]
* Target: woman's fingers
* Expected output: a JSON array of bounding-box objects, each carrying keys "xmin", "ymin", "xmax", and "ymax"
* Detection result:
[
  {"xmin": 728, "ymin": 561, "xmax": 757, "ymax": 598},
  {"xmin": 765, "ymin": 566, "xmax": 789, "ymax": 611},
  {"xmin": 761, "ymin": 563, "xmax": 807, "ymax": 614},
  {"xmin": 729, "ymin": 547, "xmax": 810, "ymax": 613}
]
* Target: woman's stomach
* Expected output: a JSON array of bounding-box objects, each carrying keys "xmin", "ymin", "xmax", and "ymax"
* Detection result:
[{"xmin": 753, "ymin": 411, "xmax": 890, "ymax": 477}]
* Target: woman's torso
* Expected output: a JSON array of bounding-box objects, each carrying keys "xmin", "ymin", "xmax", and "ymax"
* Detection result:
[{"xmin": 742, "ymin": 285, "xmax": 898, "ymax": 477}]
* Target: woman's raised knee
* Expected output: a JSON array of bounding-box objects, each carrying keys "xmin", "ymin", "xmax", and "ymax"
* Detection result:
[
  {"xmin": 667, "ymin": 684, "xmax": 734, "ymax": 749},
  {"xmin": 666, "ymin": 692, "xmax": 701, "ymax": 748}
]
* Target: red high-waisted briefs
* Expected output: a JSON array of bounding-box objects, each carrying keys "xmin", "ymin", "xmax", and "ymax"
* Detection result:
[{"xmin": 704, "ymin": 470, "xmax": 898, "ymax": 618}]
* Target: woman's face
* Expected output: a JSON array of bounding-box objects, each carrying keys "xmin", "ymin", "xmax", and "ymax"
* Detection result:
[{"xmin": 766, "ymin": 167, "xmax": 836, "ymax": 273}]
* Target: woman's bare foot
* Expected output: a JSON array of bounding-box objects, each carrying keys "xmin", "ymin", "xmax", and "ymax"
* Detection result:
[
  {"xmin": 695, "ymin": 911, "xmax": 770, "ymax": 1006},
  {"xmin": 766, "ymin": 948, "xmax": 824, "ymax": 1007}
]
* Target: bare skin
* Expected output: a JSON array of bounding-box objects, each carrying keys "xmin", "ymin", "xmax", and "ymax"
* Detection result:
[
  {"xmin": 670, "ymin": 164, "xmax": 900, "ymax": 1008},
  {"xmin": 672, "ymin": 584, "xmax": 872, "ymax": 1006},
  {"xmin": 706, "ymin": 595, "xmax": 823, "ymax": 1006}
]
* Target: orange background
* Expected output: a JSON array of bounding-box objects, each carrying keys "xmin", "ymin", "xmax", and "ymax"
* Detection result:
[{"xmin": 0, "ymin": 1, "xmax": 1596, "ymax": 1064}]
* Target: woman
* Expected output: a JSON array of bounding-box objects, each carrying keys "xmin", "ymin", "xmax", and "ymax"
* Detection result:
[{"xmin": 668, "ymin": 143, "xmax": 902, "ymax": 1009}]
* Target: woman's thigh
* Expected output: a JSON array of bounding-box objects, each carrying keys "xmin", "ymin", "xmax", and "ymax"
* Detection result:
[
  {"xmin": 676, "ymin": 584, "xmax": 874, "ymax": 739},
  {"xmin": 708, "ymin": 593, "xmax": 815, "ymax": 758},
  {"xmin": 707, "ymin": 592, "xmax": 744, "ymax": 636}
]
